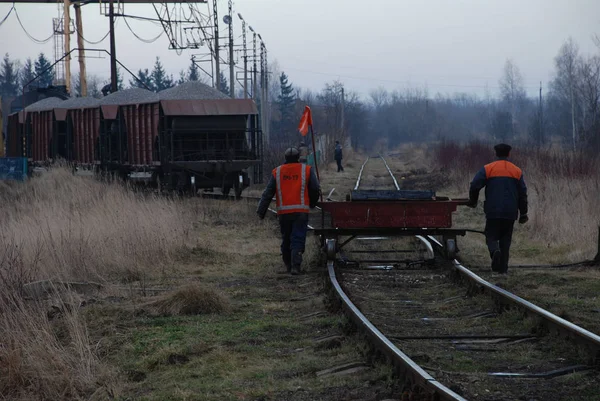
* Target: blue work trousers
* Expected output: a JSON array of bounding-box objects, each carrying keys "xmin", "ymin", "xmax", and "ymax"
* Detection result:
[
  {"xmin": 279, "ymin": 213, "xmax": 309, "ymax": 269},
  {"xmin": 485, "ymin": 218, "xmax": 514, "ymax": 273}
]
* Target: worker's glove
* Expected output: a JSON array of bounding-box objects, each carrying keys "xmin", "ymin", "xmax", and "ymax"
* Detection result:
[
  {"xmin": 518, "ymin": 214, "xmax": 529, "ymax": 224},
  {"xmin": 466, "ymin": 199, "xmax": 477, "ymax": 208}
]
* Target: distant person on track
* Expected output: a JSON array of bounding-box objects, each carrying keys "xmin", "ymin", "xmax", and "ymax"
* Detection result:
[
  {"xmin": 467, "ymin": 143, "xmax": 528, "ymax": 274},
  {"xmin": 334, "ymin": 140, "xmax": 344, "ymax": 172},
  {"xmin": 257, "ymin": 147, "xmax": 321, "ymax": 275},
  {"xmin": 298, "ymin": 141, "xmax": 309, "ymax": 164}
]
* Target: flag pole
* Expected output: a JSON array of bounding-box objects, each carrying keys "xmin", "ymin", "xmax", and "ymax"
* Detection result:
[{"xmin": 309, "ymin": 125, "xmax": 323, "ymax": 202}]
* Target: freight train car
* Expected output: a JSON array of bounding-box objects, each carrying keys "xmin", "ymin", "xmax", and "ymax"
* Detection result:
[
  {"xmin": 5, "ymin": 82, "xmax": 263, "ymax": 195},
  {"xmin": 157, "ymin": 82, "xmax": 261, "ymax": 196}
]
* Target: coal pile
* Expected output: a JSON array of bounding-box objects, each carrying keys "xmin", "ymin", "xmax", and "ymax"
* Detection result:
[
  {"xmin": 158, "ymin": 81, "xmax": 230, "ymax": 100},
  {"xmin": 99, "ymin": 88, "xmax": 159, "ymax": 105},
  {"xmin": 25, "ymin": 97, "xmax": 65, "ymax": 112},
  {"xmin": 58, "ymin": 97, "xmax": 101, "ymax": 109}
]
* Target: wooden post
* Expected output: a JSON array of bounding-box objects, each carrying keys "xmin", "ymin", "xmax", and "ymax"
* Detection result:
[
  {"xmin": 109, "ymin": 0, "xmax": 118, "ymax": 93},
  {"xmin": 64, "ymin": 0, "xmax": 71, "ymax": 94},
  {"xmin": 74, "ymin": 4, "xmax": 87, "ymax": 96},
  {"xmin": 309, "ymin": 125, "xmax": 323, "ymax": 203},
  {"xmin": 594, "ymin": 226, "xmax": 600, "ymax": 263}
]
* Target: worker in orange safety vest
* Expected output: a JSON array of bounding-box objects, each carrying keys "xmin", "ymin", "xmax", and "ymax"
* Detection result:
[{"xmin": 257, "ymin": 147, "xmax": 321, "ymax": 275}]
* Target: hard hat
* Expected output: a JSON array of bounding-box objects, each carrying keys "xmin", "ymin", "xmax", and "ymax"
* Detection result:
[
  {"xmin": 285, "ymin": 147, "xmax": 300, "ymax": 158},
  {"xmin": 284, "ymin": 147, "xmax": 300, "ymax": 162}
]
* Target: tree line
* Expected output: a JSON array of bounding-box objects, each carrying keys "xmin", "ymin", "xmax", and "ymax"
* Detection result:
[
  {"xmin": 267, "ymin": 36, "xmax": 600, "ymax": 154},
  {"xmin": 0, "ymin": 53, "xmax": 225, "ymax": 99}
]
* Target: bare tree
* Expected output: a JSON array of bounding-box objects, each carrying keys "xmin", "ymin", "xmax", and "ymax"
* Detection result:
[
  {"xmin": 553, "ymin": 38, "xmax": 580, "ymax": 150},
  {"xmin": 576, "ymin": 55, "xmax": 600, "ymax": 149},
  {"xmin": 498, "ymin": 59, "xmax": 526, "ymax": 137},
  {"xmin": 369, "ymin": 86, "xmax": 389, "ymax": 108}
]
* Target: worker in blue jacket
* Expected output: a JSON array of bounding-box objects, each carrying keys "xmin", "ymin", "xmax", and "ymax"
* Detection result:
[{"xmin": 468, "ymin": 144, "xmax": 528, "ymax": 274}]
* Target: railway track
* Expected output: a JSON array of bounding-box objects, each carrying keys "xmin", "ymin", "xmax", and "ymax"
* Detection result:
[
  {"xmin": 321, "ymin": 154, "xmax": 600, "ymax": 400},
  {"xmin": 197, "ymin": 155, "xmax": 600, "ymax": 398}
]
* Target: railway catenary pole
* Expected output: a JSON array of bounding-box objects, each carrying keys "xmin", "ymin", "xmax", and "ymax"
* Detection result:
[
  {"xmin": 74, "ymin": 3, "xmax": 87, "ymax": 96},
  {"xmin": 63, "ymin": 0, "xmax": 72, "ymax": 94},
  {"xmin": 212, "ymin": 0, "xmax": 220, "ymax": 90},
  {"xmin": 227, "ymin": 0, "xmax": 234, "ymax": 98},
  {"xmin": 264, "ymin": 42, "xmax": 269, "ymax": 145},
  {"xmin": 109, "ymin": 0, "xmax": 118, "ymax": 92},
  {"xmin": 237, "ymin": 13, "xmax": 247, "ymax": 98},
  {"xmin": 250, "ymin": 27, "xmax": 257, "ymax": 101},
  {"xmin": 259, "ymin": 40, "xmax": 265, "ymax": 144}
]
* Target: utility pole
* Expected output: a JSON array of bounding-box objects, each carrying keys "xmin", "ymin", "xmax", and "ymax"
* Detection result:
[
  {"xmin": 74, "ymin": 3, "xmax": 87, "ymax": 96},
  {"xmin": 251, "ymin": 29, "xmax": 257, "ymax": 101},
  {"xmin": 260, "ymin": 41, "xmax": 265, "ymax": 143},
  {"xmin": 63, "ymin": 0, "xmax": 71, "ymax": 94},
  {"xmin": 263, "ymin": 43, "xmax": 268, "ymax": 144},
  {"xmin": 228, "ymin": 0, "xmax": 234, "ymax": 98},
  {"xmin": 539, "ymin": 81, "xmax": 543, "ymax": 144},
  {"xmin": 340, "ymin": 86, "xmax": 345, "ymax": 135},
  {"xmin": 109, "ymin": 0, "xmax": 117, "ymax": 92},
  {"xmin": 238, "ymin": 14, "xmax": 247, "ymax": 99},
  {"xmin": 212, "ymin": 0, "xmax": 220, "ymax": 90}
]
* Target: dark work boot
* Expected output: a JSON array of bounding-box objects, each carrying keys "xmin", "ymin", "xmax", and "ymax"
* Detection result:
[
  {"xmin": 291, "ymin": 250, "xmax": 303, "ymax": 275},
  {"xmin": 491, "ymin": 250, "xmax": 502, "ymax": 272}
]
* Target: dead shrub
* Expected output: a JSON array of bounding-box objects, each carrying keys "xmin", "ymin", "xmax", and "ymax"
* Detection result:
[{"xmin": 149, "ymin": 284, "xmax": 231, "ymax": 316}]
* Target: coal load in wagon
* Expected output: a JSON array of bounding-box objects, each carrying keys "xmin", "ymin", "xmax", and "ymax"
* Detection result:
[
  {"xmin": 59, "ymin": 96, "xmax": 101, "ymax": 109},
  {"xmin": 99, "ymin": 88, "xmax": 159, "ymax": 105},
  {"xmin": 158, "ymin": 81, "xmax": 230, "ymax": 100},
  {"xmin": 25, "ymin": 97, "xmax": 65, "ymax": 112}
]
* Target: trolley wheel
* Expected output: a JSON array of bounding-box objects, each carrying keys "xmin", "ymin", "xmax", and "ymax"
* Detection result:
[
  {"xmin": 326, "ymin": 239, "xmax": 337, "ymax": 261},
  {"xmin": 155, "ymin": 174, "xmax": 162, "ymax": 194},
  {"xmin": 446, "ymin": 238, "xmax": 457, "ymax": 260}
]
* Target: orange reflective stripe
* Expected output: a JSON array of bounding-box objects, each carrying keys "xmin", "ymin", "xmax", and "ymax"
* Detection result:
[
  {"xmin": 272, "ymin": 163, "xmax": 311, "ymax": 214},
  {"xmin": 484, "ymin": 160, "xmax": 522, "ymax": 180}
]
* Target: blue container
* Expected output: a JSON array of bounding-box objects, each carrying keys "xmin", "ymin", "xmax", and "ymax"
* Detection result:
[{"xmin": 0, "ymin": 157, "xmax": 28, "ymax": 181}]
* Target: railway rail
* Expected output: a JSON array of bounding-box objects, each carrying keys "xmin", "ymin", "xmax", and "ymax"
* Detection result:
[
  {"xmin": 318, "ymin": 154, "xmax": 600, "ymax": 400},
  {"xmin": 198, "ymin": 154, "xmax": 600, "ymax": 399}
]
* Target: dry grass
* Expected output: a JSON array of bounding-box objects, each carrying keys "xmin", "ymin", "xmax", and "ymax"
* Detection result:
[
  {"xmin": 0, "ymin": 167, "xmax": 196, "ymax": 400},
  {"xmin": 148, "ymin": 284, "xmax": 231, "ymax": 316},
  {"xmin": 433, "ymin": 141, "xmax": 600, "ymax": 263}
]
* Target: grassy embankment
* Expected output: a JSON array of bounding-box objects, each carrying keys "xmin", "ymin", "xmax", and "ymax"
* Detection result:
[{"xmin": 0, "ymin": 167, "xmax": 398, "ymax": 401}]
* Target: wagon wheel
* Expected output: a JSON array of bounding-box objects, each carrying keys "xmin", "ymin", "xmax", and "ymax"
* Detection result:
[
  {"xmin": 446, "ymin": 238, "xmax": 457, "ymax": 260},
  {"xmin": 326, "ymin": 239, "xmax": 337, "ymax": 261},
  {"xmin": 222, "ymin": 186, "xmax": 231, "ymax": 197},
  {"xmin": 155, "ymin": 174, "xmax": 162, "ymax": 195}
]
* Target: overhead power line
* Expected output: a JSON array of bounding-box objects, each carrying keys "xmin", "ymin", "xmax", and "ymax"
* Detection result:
[
  {"xmin": 14, "ymin": 6, "xmax": 53, "ymax": 44},
  {"xmin": 284, "ymin": 66, "xmax": 540, "ymax": 90},
  {"xmin": 73, "ymin": 22, "xmax": 113, "ymax": 45},
  {"xmin": 0, "ymin": 3, "xmax": 14, "ymax": 27},
  {"xmin": 123, "ymin": 15, "xmax": 164, "ymax": 44}
]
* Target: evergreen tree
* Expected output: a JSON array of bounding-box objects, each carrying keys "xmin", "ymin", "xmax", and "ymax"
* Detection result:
[
  {"xmin": 277, "ymin": 71, "xmax": 295, "ymax": 133},
  {"xmin": 34, "ymin": 53, "xmax": 54, "ymax": 88},
  {"xmin": 219, "ymin": 71, "xmax": 229, "ymax": 96},
  {"xmin": 0, "ymin": 53, "xmax": 20, "ymax": 98},
  {"xmin": 20, "ymin": 57, "xmax": 35, "ymax": 91},
  {"xmin": 129, "ymin": 68, "xmax": 154, "ymax": 91},
  {"xmin": 116, "ymin": 68, "xmax": 124, "ymax": 91},
  {"xmin": 151, "ymin": 57, "xmax": 174, "ymax": 91},
  {"xmin": 177, "ymin": 70, "xmax": 186, "ymax": 85},
  {"xmin": 188, "ymin": 59, "xmax": 199, "ymax": 81}
]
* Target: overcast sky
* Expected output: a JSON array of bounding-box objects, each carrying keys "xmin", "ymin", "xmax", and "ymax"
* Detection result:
[{"xmin": 1, "ymin": 0, "xmax": 599, "ymax": 99}]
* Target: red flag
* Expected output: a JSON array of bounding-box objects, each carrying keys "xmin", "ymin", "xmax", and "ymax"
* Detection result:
[{"xmin": 298, "ymin": 106, "xmax": 313, "ymax": 136}]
